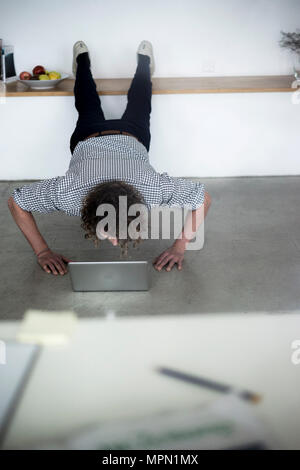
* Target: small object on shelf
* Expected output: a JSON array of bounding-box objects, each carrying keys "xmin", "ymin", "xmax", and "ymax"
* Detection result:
[
  {"xmin": 292, "ymin": 55, "xmax": 300, "ymax": 83},
  {"xmin": 18, "ymin": 63, "xmax": 66, "ymax": 89},
  {"xmin": 1, "ymin": 45, "xmax": 17, "ymax": 83},
  {"xmin": 32, "ymin": 65, "xmax": 45, "ymax": 76},
  {"xmin": 0, "ymin": 39, "xmax": 2, "ymax": 81},
  {"xmin": 18, "ymin": 71, "xmax": 68, "ymax": 89},
  {"xmin": 279, "ymin": 30, "xmax": 300, "ymax": 83},
  {"xmin": 19, "ymin": 71, "xmax": 32, "ymax": 80}
]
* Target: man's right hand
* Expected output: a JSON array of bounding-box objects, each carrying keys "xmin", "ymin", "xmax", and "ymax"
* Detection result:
[
  {"xmin": 37, "ymin": 249, "xmax": 72, "ymax": 275},
  {"xmin": 7, "ymin": 197, "xmax": 72, "ymax": 276}
]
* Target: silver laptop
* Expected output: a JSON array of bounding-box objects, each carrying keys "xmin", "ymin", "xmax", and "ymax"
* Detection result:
[{"xmin": 69, "ymin": 261, "xmax": 150, "ymax": 292}]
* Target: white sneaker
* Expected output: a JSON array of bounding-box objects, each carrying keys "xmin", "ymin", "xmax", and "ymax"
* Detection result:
[
  {"xmin": 72, "ymin": 40, "xmax": 90, "ymax": 76},
  {"xmin": 137, "ymin": 40, "xmax": 155, "ymax": 77}
]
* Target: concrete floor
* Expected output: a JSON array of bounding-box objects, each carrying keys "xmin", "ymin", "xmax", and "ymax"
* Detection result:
[{"xmin": 1, "ymin": 176, "xmax": 300, "ymax": 320}]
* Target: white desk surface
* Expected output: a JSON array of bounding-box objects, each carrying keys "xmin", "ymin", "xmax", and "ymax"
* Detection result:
[{"xmin": 1, "ymin": 312, "xmax": 300, "ymax": 449}]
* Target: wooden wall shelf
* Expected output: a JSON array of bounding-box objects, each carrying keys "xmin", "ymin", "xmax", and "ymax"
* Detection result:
[{"xmin": 2, "ymin": 75, "xmax": 297, "ymax": 97}]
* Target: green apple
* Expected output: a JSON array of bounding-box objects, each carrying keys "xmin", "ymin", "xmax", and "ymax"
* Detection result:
[{"xmin": 39, "ymin": 74, "xmax": 50, "ymax": 80}]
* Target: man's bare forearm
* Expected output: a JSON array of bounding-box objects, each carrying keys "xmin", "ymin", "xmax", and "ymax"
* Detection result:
[
  {"xmin": 7, "ymin": 196, "xmax": 50, "ymax": 255},
  {"xmin": 174, "ymin": 190, "xmax": 212, "ymax": 250}
]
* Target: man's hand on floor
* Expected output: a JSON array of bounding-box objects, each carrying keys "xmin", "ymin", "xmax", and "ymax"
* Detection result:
[
  {"xmin": 37, "ymin": 249, "xmax": 72, "ymax": 275},
  {"xmin": 152, "ymin": 241, "xmax": 185, "ymax": 272}
]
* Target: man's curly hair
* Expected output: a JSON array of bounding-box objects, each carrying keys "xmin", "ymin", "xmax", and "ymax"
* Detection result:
[{"xmin": 80, "ymin": 180, "xmax": 145, "ymax": 256}]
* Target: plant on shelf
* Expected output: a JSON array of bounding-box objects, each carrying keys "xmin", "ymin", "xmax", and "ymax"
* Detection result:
[{"xmin": 279, "ymin": 30, "xmax": 300, "ymax": 81}]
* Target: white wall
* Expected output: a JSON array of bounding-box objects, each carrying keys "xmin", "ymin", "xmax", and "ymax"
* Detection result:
[{"xmin": 1, "ymin": 0, "xmax": 300, "ymax": 179}]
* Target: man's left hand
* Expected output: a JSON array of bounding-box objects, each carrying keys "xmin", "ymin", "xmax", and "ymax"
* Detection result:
[{"xmin": 153, "ymin": 241, "xmax": 185, "ymax": 272}]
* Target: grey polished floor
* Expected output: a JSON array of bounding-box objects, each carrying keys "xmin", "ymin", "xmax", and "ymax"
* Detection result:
[{"xmin": 1, "ymin": 176, "xmax": 300, "ymax": 320}]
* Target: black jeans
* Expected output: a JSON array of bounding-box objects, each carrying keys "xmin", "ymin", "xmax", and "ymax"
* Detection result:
[{"xmin": 70, "ymin": 52, "xmax": 152, "ymax": 154}]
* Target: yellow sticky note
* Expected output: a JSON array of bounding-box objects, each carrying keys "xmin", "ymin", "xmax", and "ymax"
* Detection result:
[{"xmin": 17, "ymin": 310, "xmax": 77, "ymax": 345}]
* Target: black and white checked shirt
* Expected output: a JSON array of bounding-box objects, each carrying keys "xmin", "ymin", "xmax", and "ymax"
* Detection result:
[{"xmin": 12, "ymin": 135, "xmax": 205, "ymax": 216}]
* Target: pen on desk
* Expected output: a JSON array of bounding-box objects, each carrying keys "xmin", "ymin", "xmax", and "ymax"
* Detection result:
[{"xmin": 156, "ymin": 366, "xmax": 262, "ymax": 404}]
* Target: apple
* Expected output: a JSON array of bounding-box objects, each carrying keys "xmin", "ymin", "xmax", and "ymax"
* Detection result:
[
  {"xmin": 19, "ymin": 71, "xmax": 32, "ymax": 80},
  {"xmin": 48, "ymin": 71, "xmax": 61, "ymax": 80},
  {"xmin": 32, "ymin": 65, "xmax": 45, "ymax": 76},
  {"xmin": 39, "ymin": 74, "xmax": 50, "ymax": 80}
]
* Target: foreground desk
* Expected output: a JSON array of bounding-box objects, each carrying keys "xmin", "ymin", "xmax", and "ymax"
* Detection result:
[{"xmin": 1, "ymin": 312, "xmax": 300, "ymax": 449}]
